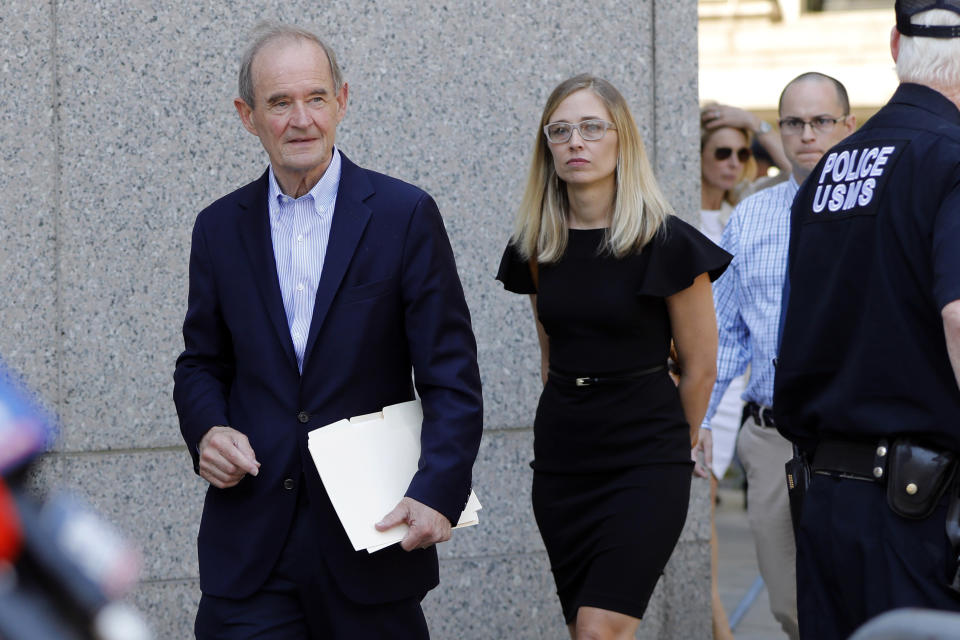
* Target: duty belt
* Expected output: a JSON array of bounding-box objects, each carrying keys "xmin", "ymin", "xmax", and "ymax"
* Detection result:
[
  {"xmin": 812, "ymin": 438, "xmax": 957, "ymax": 519},
  {"xmin": 812, "ymin": 439, "xmax": 888, "ymax": 481}
]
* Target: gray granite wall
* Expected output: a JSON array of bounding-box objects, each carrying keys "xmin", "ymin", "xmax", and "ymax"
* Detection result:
[{"xmin": 0, "ymin": 1, "xmax": 705, "ymax": 638}]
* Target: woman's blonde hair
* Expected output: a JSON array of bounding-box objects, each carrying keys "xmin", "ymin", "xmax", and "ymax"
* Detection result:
[
  {"xmin": 699, "ymin": 105, "xmax": 756, "ymax": 207},
  {"xmin": 512, "ymin": 74, "xmax": 673, "ymax": 262}
]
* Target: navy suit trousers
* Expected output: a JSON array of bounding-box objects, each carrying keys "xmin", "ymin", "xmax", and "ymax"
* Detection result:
[{"xmin": 194, "ymin": 484, "xmax": 429, "ymax": 640}]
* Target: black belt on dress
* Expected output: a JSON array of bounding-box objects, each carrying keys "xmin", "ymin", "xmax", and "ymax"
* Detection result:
[
  {"xmin": 548, "ymin": 364, "xmax": 666, "ymax": 387},
  {"xmin": 743, "ymin": 401, "xmax": 776, "ymax": 428}
]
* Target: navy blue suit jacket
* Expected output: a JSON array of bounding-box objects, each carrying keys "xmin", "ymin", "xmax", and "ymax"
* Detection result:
[{"xmin": 173, "ymin": 153, "xmax": 483, "ymax": 604}]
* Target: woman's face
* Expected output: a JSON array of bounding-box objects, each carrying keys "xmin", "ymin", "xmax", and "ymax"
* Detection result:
[
  {"xmin": 701, "ymin": 127, "xmax": 749, "ymax": 194},
  {"xmin": 546, "ymin": 89, "xmax": 619, "ymax": 190}
]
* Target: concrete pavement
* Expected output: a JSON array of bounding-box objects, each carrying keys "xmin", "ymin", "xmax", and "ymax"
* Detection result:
[{"xmin": 716, "ymin": 487, "xmax": 786, "ymax": 640}]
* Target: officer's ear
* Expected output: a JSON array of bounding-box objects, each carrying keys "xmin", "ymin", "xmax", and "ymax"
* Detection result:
[{"xmin": 890, "ymin": 26, "xmax": 901, "ymax": 64}]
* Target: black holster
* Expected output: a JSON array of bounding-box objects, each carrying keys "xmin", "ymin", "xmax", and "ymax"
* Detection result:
[
  {"xmin": 881, "ymin": 440, "xmax": 960, "ymax": 594},
  {"xmin": 785, "ymin": 444, "xmax": 810, "ymax": 539}
]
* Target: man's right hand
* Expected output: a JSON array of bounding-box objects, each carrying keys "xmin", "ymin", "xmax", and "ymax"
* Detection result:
[{"xmin": 198, "ymin": 426, "xmax": 260, "ymax": 488}]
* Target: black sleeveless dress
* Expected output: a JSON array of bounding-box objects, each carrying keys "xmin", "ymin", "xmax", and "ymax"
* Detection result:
[{"xmin": 496, "ymin": 215, "xmax": 731, "ymax": 622}]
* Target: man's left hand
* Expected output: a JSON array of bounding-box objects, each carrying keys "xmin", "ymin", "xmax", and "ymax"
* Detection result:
[
  {"xmin": 376, "ymin": 497, "xmax": 452, "ymax": 552},
  {"xmin": 692, "ymin": 427, "xmax": 713, "ymax": 479}
]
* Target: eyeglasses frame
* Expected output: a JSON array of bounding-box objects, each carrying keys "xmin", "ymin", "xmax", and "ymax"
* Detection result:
[
  {"xmin": 543, "ymin": 119, "xmax": 617, "ymax": 144},
  {"xmin": 777, "ymin": 114, "xmax": 850, "ymax": 136}
]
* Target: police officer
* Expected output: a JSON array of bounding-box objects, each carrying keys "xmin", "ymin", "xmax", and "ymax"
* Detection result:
[{"xmin": 774, "ymin": 1, "xmax": 960, "ymax": 638}]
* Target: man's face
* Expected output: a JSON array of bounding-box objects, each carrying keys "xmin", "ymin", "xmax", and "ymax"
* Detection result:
[
  {"xmin": 779, "ymin": 79, "xmax": 855, "ymax": 183},
  {"xmin": 235, "ymin": 38, "xmax": 347, "ymax": 194}
]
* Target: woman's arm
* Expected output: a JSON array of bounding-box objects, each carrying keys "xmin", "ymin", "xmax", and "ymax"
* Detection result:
[
  {"xmin": 702, "ymin": 103, "xmax": 791, "ymax": 173},
  {"xmin": 529, "ymin": 294, "xmax": 550, "ymax": 385},
  {"xmin": 666, "ymin": 273, "xmax": 719, "ymax": 447}
]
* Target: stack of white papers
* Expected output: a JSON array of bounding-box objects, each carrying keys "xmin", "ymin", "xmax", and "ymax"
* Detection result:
[{"xmin": 307, "ymin": 399, "xmax": 481, "ymax": 553}]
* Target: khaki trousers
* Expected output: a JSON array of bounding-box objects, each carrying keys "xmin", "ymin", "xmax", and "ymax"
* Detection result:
[{"xmin": 736, "ymin": 415, "xmax": 800, "ymax": 640}]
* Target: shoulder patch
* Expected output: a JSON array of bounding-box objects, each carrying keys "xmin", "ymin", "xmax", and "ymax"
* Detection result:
[{"xmin": 801, "ymin": 139, "xmax": 910, "ymax": 223}]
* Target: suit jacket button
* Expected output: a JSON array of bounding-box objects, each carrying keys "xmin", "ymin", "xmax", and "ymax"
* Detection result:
[
  {"xmin": 297, "ymin": 411, "xmax": 309, "ymax": 424},
  {"xmin": 283, "ymin": 478, "xmax": 295, "ymax": 490}
]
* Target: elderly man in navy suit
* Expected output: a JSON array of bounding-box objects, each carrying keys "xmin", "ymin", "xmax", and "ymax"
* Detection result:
[{"xmin": 173, "ymin": 21, "xmax": 483, "ymax": 639}]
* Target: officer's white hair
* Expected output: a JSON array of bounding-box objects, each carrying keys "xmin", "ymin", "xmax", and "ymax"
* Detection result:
[{"xmin": 897, "ymin": 9, "xmax": 960, "ymax": 89}]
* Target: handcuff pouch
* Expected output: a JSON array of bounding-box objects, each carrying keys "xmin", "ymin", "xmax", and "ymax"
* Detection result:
[{"xmin": 886, "ymin": 439, "xmax": 957, "ymax": 520}]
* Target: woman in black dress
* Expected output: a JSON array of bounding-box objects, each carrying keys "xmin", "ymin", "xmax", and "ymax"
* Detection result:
[{"xmin": 497, "ymin": 74, "xmax": 731, "ymax": 639}]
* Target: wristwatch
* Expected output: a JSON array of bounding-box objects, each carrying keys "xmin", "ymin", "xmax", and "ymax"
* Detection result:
[{"xmin": 755, "ymin": 120, "xmax": 772, "ymax": 135}]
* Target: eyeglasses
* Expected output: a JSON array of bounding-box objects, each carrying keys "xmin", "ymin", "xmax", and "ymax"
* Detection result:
[
  {"xmin": 778, "ymin": 115, "xmax": 848, "ymax": 136},
  {"xmin": 543, "ymin": 119, "xmax": 616, "ymax": 144},
  {"xmin": 714, "ymin": 146, "xmax": 751, "ymax": 163}
]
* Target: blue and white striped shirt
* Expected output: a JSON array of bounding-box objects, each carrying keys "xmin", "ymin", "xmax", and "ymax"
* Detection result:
[
  {"xmin": 267, "ymin": 148, "xmax": 342, "ymax": 372},
  {"xmin": 702, "ymin": 175, "xmax": 799, "ymax": 429}
]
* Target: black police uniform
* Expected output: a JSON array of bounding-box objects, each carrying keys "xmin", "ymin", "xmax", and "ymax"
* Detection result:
[{"xmin": 774, "ymin": 83, "xmax": 960, "ymax": 639}]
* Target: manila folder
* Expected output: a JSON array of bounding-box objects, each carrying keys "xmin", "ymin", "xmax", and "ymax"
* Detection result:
[{"xmin": 307, "ymin": 399, "xmax": 481, "ymax": 553}]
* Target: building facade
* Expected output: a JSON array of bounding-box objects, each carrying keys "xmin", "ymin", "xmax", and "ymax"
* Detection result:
[{"xmin": 0, "ymin": 2, "xmax": 706, "ymax": 637}]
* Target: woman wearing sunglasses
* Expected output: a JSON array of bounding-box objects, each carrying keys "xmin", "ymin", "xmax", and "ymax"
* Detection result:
[
  {"xmin": 700, "ymin": 108, "xmax": 758, "ymax": 237},
  {"xmin": 697, "ymin": 104, "xmax": 767, "ymax": 640},
  {"xmin": 496, "ymin": 74, "xmax": 730, "ymax": 639},
  {"xmin": 696, "ymin": 102, "xmax": 789, "ymax": 640}
]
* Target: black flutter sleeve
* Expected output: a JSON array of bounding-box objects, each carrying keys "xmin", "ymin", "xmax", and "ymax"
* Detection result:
[
  {"xmin": 495, "ymin": 241, "xmax": 537, "ymax": 294},
  {"xmin": 636, "ymin": 215, "xmax": 732, "ymax": 297}
]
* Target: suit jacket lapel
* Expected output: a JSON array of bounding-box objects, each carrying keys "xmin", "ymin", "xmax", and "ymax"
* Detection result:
[
  {"xmin": 302, "ymin": 154, "xmax": 373, "ymax": 371},
  {"xmin": 237, "ymin": 171, "xmax": 299, "ymax": 370}
]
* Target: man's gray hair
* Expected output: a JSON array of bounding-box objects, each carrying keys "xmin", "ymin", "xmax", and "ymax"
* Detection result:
[
  {"xmin": 897, "ymin": 9, "xmax": 960, "ymax": 89},
  {"xmin": 238, "ymin": 21, "xmax": 343, "ymax": 107}
]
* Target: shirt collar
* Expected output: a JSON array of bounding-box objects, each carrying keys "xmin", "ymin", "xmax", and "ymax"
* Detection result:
[
  {"xmin": 267, "ymin": 146, "xmax": 342, "ymax": 217},
  {"xmin": 787, "ymin": 173, "xmax": 801, "ymax": 192},
  {"xmin": 889, "ymin": 83, "xmax": 960, "ymax": 125}
]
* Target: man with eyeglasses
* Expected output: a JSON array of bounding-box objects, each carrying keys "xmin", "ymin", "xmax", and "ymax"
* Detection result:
[
  {"xmin": 695, "ymin": 71, "xmax": 854, "ymax": 640},
  {"xmin": 774, "ymin": 2, "xmax": 960, "ymax": 637}
]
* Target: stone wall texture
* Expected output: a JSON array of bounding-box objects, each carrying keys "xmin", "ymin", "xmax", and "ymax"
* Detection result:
[{"xmin": 0, "ymin": 1, "xmax": 705, "ymax": 637}]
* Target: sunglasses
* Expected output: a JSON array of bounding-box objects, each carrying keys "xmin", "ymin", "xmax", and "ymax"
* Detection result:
[{"xmin": 714, "ymin": 146, "xmax": 751, "ymax": 163}]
